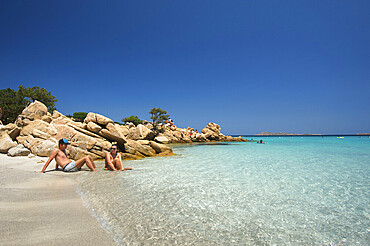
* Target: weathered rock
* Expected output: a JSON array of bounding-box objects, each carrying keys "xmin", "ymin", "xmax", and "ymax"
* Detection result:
[
  {"xmin": 126, "ymin": 122, "xmax": 135, "ymax": 129},
  {"xmin": 53, "ymin": 124, "xmax": 77, "ymax": 141},
  {"xmin": 195, "ymin": 133, "xmax": 208, "ymax": 142},
  {"xmin": 99, "ymin": 123, "xmax": 127, "ymax": 144},
  {"xmin": 20, "ymin": 120, "xmax": 58, "ymax": 139},
  {"xmin": 154, "ymin": 136, "xmax": 169, "ymax": 144},
  {"xmin": 83, "ymin": 112, "xmax": 96, "ymax": 124},
  {"xmin": 41, "ymin": 115, "xmax": 52, "ymax": 123},
  {"xmin": 66, "ymin": 145, "xmax": 101, "ymax": 160},
  {"xmin": 86, "ymin": 122, "xmax": 102, "ymax": 133},
  {"xmin": 21, "ymin": 136, "xmax": 57, "ymax": 157},
  {"xmin": 149, "ymin": 141, "xmax": 172, "ymax": 154},
  {"xmin": 126, "ymin": 124, "xmax": 155, "ymax": 140},
  {"xmin": 137, "ymin": 140, "xmax": 150, "ymax": 145},
  {"xmin": 7, "ymin": 144, "xmax": 31, "ymax": 157},
  {"xmin": 52, "ymin": 110, "xmax": 64, "ymax": 119},
  {"xmin": 201, "ymin": 122, "xmax": 221, "ymax": 141},
  {"xmin": 21, "ymin": 100, "xmax": 48, "ymax": 120},
  {"xmin": 121, "ymin": 153, "xmax": 143, "ymax": 160},
  {"xmin": 143, "ymin": 122, "xmax": 154, "ymax": 130},
  {"xmin": 125, "ymin": 140, "xmax": 155, "ymax": 157},
  {"xmin": 0, "ymin": 132, "xmax": 17, "ymax": 153},
  {"xmin": 1, "ymin": 123, "xmax": 21, "ymax": 141},
  {"xmin": 96, "ymin": 114, "xmax": 113, "ymax": 126},
  {"xmin": 156, "ymin": 150, "xmax": 175, "ymax": 157},
  {"xmin": 67, "ymin": 123, "xmax": 102, "ymax": 139},
  {"xmin": 15, "ymin": 116, "xmax": 31, "ymax": 127},
  {"xmin": 173, "ymin": 130, "xmax": 183, "ymax": 140},
  {"xmin": 50, "ymin": 116, "xmax": 73, "ymax": 125},
  {"xmin": 116, "ymin": 125, "xmax": 130, "ymax": 136},
  {"xmin": 84, "ymin": 112, "xmax": 113, "ymax": 126},
  {"xmin": 53, "ymin": 124, "xmax": 110, "ymax": 160}
]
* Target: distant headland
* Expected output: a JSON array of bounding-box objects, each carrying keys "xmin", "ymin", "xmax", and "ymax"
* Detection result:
[{"xmin": 256, "ymin": 132, "xmax": 323, "ymax": 136}]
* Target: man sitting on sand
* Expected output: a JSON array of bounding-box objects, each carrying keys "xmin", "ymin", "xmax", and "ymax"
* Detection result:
[{"xmin": 41, "ymin": 138, "xmax": 97, "ymax": 173}]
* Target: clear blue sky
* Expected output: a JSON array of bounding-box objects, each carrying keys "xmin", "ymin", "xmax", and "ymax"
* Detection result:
[{"xmin": 0, "ymin": 1, "xmax": 369, "ymax": 134}]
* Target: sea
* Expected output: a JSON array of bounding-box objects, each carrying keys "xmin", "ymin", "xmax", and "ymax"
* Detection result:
[{"xmin": 77, "ymin": 136, "xmax": 370, "ymax": 245}]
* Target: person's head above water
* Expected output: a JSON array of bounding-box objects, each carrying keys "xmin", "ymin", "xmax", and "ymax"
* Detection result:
[{"xmin": 58, "ymin": 138, "xmax": 70, "ymax": 150}]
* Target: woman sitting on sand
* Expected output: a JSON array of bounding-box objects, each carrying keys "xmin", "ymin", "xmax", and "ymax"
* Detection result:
[{"xmin": 105, "ymin": 143, "xmax": 131, "ymax": 171}]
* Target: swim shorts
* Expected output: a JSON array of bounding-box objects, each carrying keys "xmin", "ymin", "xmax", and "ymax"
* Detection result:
[{"xmin": 63, "ymin": 161, "xmax": 78, "ymax": 172}]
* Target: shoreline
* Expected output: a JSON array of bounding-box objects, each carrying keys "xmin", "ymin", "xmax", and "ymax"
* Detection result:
[{"xmin": 0, "ymin": 154, "xmax": 115, "ymax": 246}]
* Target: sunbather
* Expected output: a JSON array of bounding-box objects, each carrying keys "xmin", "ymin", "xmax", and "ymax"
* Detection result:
[{"xmin": 41, "ymin": 138, "xmax": 97, "ymax": 173}]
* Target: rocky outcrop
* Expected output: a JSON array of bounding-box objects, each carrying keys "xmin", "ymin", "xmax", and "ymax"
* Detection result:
[
  {"xmin": 0, "ymin": 132, "xmax": 17, "ymax": 153},
  {"xmin": 20, "ymin": 100, "xmax": 48, "ymax": 121},
  {"xmin": 1, "ymin": 101, "xmax": 245, "ymax": 161},
  {"xmin": 202, "ymin": 122, "xmax": 221, "ymax": 141},
  {"xmin": 8, "ymin": 144, "xmax": 31, "ymax": 157},
  {"xmin": 126, "ymin": 124, "xmax": 155, "ymax": 140},
  {"xmin": 84, "ymin": 112, "xmax": 113, "ymax": 126}
]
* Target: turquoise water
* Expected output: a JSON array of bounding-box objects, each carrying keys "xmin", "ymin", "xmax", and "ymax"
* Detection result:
[{"xmin": 78, "ymin": 136, "xmax": 370, "ymax": 245}]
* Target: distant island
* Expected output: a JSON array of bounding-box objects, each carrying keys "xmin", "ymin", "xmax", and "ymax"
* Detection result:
[
  {"xmin": 256, "ymin": 132, "xmax": 323, "ymax": 136},
  {"xmin": 356, "ymin": 133, "xmax": 370, "ymax": 136}
]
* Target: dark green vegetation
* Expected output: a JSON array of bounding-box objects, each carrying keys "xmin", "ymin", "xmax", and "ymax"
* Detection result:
[
  {"xmin": 121, "ymin": 115, "xmax": 143, "ymax": 126},
  {"xmin": 149, "ymin": 107, "xmax": 169, "ymax": 129},
  {"xmin": 72, "ymin": 112, "xmax": 88, "ymax": 122},
  {"xmin": 0, "ymin": 85, "xmax": 57, "ymax": 124}
]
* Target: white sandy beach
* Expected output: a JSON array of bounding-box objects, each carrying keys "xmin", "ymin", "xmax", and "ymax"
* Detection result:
[{"xmin": 0, "ymin": 154, "xmax": 115, "ymax": 246}]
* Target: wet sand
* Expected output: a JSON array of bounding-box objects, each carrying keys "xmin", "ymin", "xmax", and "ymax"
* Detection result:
[{"xmin": 0, "ymin": 154, "xmax": 115, "ymax": 246}]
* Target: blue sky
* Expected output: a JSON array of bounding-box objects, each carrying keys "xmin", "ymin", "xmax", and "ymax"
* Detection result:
[{"xmin": 0, "ymin": 1, "xmax": 369, "ymax": 134}]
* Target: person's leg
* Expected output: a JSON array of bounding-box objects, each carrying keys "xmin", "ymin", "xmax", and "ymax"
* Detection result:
[
  {"xmin": 75, "ymin": 156, "xmax": 97, "ymax": 171},
  {"xmin": 87, "ymin": 155, "xmax": 96, "ymax": 168},
  {"xmin": 113, "ymin": 157, "xmax": 123, "ymax": 171}
]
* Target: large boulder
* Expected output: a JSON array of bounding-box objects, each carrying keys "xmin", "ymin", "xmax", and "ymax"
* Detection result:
[
  {"xmin": 125, "ymin": 140, "xmax": 156, "ymax": 157},
  {"xmin": 84, "ymin": 112, "xmax": 113, "ymax": 126},
  {"xmin": 202, "ymin": 122, "xmax": 221, "ymax": 141},
  {"xmin": 154, "ymin": 135, "xmax": 169, "ymax": 144},
  {"xmin": 0, "ymin": 132, "xmax": 17, "ymax": 153},
  {"xmin": 7, "ymin": 144, "xmax": 31, "ymax": 157},
  {"xmin": 53, "ymin": 124, "xmax": 77, "ymax": 141},
  {"xmin": 99, "ymin": 123, "xmax": 127, "ymax": 144},
  {"xmin": 52, "ymin": 110, "xmax": 64, "ymax": 119},
  {"xmin": 126, "ymin": 124, "xmax": 155, "ymax": 140},
  {"xmin": 21, "ymin": 100, "xmax": 48, "ymax": 120},
  {"xmin": 86, "ymin": 122, "xmax": 102, "ymax": 133},
  {"xmin": 1, "ymin": 123, "xmax": 21, "ymax": 141},
  {"xmin": 41, "ymin": 115, "xmax": 52, "ymax": 123},
  {"xmin": 20, "ymin": 120, "xmax": 58, "ymax": 139},
  {"xmin": 149, "ymin": 141, "xmax": 172, "ymax": 154},
  {"xmin": 21, "ymin": 136, "xmax": 57, "ymax": 157},
  {"xmin": 195, "ymin": 133, "xmax": 208, "ymax": 142},
  {"xmin": 116, "ymin": 124, "xmax": 130, "ymax": 136}
]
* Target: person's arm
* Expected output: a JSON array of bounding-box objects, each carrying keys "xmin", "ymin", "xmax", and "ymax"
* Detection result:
[
  {"xmin": 105, "ymin": 153, "xmax": 116, "ymax": 171},
  {"xmin": 41, "ymin": 149, "xmax": 58, "ymax": 173}
]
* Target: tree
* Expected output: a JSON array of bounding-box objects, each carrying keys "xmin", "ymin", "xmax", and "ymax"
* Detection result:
[
  {"xmin": 121, "ymin": 115, "xmax": 143, "ymax": 126},
  {"xmin": 18, "ymin": 85, "xmax": 57, "ymax": 113},
  {"xmin": 149, "ymin": 107, "xmax": 169, "ymax": 129},
  {"xmin": 73, "ymin": 112, "xmax": 88, "ymax": 122},
  {"xmin": 0, "ymin": 85, "xmax": 57, "ymax": 125}
]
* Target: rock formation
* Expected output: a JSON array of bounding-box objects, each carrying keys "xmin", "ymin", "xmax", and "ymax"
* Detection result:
[{"xmin": 0, "ymin": 100, "xmax": 246, "ymax": 160}]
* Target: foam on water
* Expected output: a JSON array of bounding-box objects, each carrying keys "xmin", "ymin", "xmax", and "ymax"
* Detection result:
[{"xmin": 78, "ymin": 137, "xmax": 370, "ymax": 245}]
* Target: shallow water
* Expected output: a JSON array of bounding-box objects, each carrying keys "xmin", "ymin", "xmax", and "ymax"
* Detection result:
[{"xmin": 78, "ymin": 136, "xmax": 370, "ymax": 245}]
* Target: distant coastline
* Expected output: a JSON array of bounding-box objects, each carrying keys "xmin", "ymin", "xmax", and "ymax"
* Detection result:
[
  {"xmin": 231, "ymin": 132, "xmax": 370, "ymax": 137},
  {"xmin": 256, "ymin": 132, "xmax": 322, "ymax": 136}
]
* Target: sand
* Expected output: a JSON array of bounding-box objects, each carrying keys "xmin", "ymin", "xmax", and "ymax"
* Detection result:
[{"xmin": 0, "ymin": 154, "xmax": 115, "ymax": 246}]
